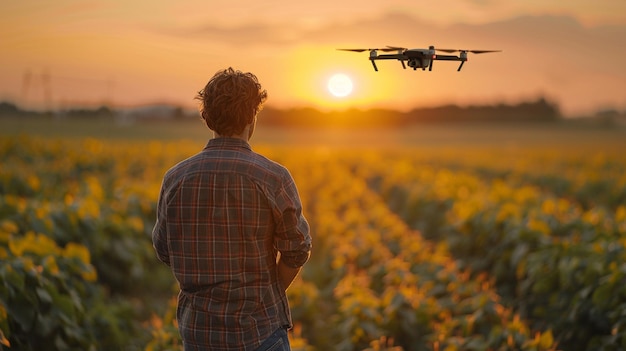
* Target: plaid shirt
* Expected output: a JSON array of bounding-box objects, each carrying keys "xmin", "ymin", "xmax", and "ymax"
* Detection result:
[{"xmin": 152, "ymin": 137, "xmax": 311, "ymax": 351}]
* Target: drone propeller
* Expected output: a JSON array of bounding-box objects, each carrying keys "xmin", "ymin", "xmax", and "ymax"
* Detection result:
[
  {"xmin": 435, "ymin": 48, "xmax": 457, "ymax": 53},
  {"xmin": 385, "ymin": 46, "xmax": 408, "ymax": 51},
  {"xmin": 469, "ymin": 50, "xmax": 502, "ymax": 54},
  {"xmin": 436, "ymin": 49, "xmax": 502, "ymax": 54},
  {"xmin": 337, "ymin": 48, "xmax": 399, "ymax": 52},
  {"xmin": 337, "ymin": 49, "xmax": 369, "ymax": 52}
]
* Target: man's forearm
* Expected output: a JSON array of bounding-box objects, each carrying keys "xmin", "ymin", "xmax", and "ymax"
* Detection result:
[{"xmin": 277, "ymin": 259, "xmax": 302, "ymax": 291}]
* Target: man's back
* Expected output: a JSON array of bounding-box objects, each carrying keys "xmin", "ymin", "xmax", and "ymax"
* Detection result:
[{"xmin": 153, "ymin": 137, "xmax": 311, "ymax": 350}]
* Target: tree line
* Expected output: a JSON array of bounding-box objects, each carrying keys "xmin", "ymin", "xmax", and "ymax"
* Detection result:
[
  {"xmin": 260, "ymin": 98, "xmax": 561, "ymax": 128},
  {"xmin": 0, "ymin": 98, "xmax": 564, "ymax": 128}
]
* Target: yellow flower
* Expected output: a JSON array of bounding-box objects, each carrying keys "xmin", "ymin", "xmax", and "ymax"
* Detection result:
[
  {"xmin": 127, "ymin": 216, "xmax": 144, "ymax": 233},
  {"xmin": 21, "ymin": 257, "xmax": 35, "ymax": 272},
  {"xmin": 43, "ymin": 255, "xmax": 60, "ymax": 275},
  {"xmin": 528, "ymin": 218, "xmax": 551, "ymax": 236},
  {"xmin": 537, "ymin": 330, "xmax": 554, "ymax": 349},
  {"xmin": 9, "ymin": 231, "xmax": 61, "ymax": 257},
  {"xmin": 63, "ymin": 243, "xmax": 98, "ymax": 281},
  {"xmin": 0, "ymin": 220, "xmax": 19, "ymax": 242},
  {"xmin": 81, "ymin": 266, "xmax": 98, "ymax": 282},
  {"xmin": 8, "ymin": 236, "xmax": 25, "ymax": 257},
  {"xmin": 26, "ymin": 175, "xmax": 41, "ymax": 192},
  {"xmin": 63, "ymin": 242, "xmax": 91, "ymax": 264},
  {"xmin": 616, "ymin": 205, "xmax": 626, "ymax": 223},
  {"xmin": 85, "ymin": 176, "xmax": 104, "ymax": 201}
]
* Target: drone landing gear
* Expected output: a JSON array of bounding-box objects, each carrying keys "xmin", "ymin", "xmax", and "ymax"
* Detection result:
[
  {"xmin": 370, "ymin": 60, "xmax": 379, "ymax": 71},
  {"xmin": 457, "ymin": 60, "xmax": 465, "ymax": 71}
]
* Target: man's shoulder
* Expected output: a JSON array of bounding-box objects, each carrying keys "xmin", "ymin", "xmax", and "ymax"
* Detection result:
[
  {"xmin": 245, "ymin": 151, "xmax": 294, "ymax": 186},
  {"xmin": 162, "ymin": 152, "xmax": 204, "ymax": 181},
  {"xmin": 249, "ymin": 151, "xmax": 287, "ymax": 172},
  {"xmin": 163, "ymin": 149, "xmax": 291, "ymax": 183}
]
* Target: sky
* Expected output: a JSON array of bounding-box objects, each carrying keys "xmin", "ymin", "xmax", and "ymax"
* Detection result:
[{"xmin": 1, "ymin": 0, "xmax": 626, "ymax": 116}]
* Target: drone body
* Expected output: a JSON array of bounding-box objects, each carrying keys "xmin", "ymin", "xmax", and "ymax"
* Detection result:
[{"xmin": 339, "ymin": 45, "xmax": 501, "ymax": 72}]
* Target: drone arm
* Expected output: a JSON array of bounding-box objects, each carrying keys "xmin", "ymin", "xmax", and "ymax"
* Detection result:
[
  {"xmin": 370, "ymin": 54, "xmax": 405, "ymax": 71},
  {"xmin": 375, "ymin": 54, "xmax": 406, "ymax": 60},
  {"xmin": 432, "ymin": 54, "xmax": 459, "ymax": 61},
  {"xmin": 430, "ymin": 54, "xmax": 466, "ymax": 71}
]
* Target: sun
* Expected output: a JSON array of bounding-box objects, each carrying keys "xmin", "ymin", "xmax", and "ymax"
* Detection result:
[{"xmin": 327, "ymin": 73, "xmax": 353, "ymax": 98}]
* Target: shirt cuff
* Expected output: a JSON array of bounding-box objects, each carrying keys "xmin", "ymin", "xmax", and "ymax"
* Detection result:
[{"xmin": 280, "ymin": 250, "xmax": 311, "ymax": 268}]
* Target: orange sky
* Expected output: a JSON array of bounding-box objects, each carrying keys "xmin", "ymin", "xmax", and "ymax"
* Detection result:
[{"xmin": 1, "ymin": 1, "xmax": 626, "ymax": 116}]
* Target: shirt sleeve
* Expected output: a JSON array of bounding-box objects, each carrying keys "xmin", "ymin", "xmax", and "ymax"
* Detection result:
[
  {"xmin": 272, "ymin": 172, "xmax": 312, "ymax": 268},
  {"xmin": 152, "ymin": 180, "xmax": 171, "ymax": 266}
]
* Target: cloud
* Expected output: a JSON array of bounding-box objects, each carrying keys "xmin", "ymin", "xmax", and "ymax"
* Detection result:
[
  {"xmin": 155, "ymin": 12, "xmax": 441, "ymax": 48},
  {"xmin": 154, "ymin": 21, "xmax": 308, "ymax": 47}
]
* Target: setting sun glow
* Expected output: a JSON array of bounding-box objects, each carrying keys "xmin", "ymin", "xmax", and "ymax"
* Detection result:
[{"xmin": 327, "ymin": 73, "xmax": 353, "ymax": 98}]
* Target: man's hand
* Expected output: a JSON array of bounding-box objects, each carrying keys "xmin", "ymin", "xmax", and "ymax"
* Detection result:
[{"xmin": 277, "ymin": 259, "xmax": 302, "ymax": 291}]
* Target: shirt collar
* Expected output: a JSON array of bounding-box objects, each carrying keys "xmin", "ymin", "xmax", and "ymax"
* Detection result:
[{"xmin": 205, "ymin": 137, "xmax": 252, "ymax": 151}]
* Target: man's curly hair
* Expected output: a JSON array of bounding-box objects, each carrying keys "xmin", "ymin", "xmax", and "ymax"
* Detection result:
[{"xmin": 195, "ymin": 67, "xmax": 268, "ymax": 136}]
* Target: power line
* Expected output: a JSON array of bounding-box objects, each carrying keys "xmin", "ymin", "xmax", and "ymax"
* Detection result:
[{"xmin": 20, "ymin": 69, "xmax": 116, "ymax": 109}]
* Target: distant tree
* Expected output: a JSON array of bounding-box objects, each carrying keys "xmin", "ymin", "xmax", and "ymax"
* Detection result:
[
  {"xmin": 0, "ymin": 101, "xmax": 20, "ymax": 116},
  {"xmin": 515, "ymin": 97, "xmax": 560, "ymax": 121},
  {"xmin": 173, "ymin": 107, "xmax": 185, "ymax": 120},
  {"xmin": 94, "ymin": 106, "xmax": 113, "ymax": 117},
  {"xmin": 593, "ymin": 109, "xmax": 619, "ymax": 126}
]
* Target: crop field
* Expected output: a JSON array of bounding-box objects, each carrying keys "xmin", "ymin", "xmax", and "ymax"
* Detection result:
[{"xmin": 1, "ymin": 117, "xmax": 625, "ymax": 350}]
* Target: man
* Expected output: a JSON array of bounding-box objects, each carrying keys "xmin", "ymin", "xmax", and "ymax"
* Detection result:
[{"xmin": 152, "ymin": 67, "xmax": 312, "ymax": 351}]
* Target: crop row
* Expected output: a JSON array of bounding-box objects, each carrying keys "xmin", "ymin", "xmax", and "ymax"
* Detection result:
[
  {"xmin": 275, "ymin": 150, "xmax": 556, "ymax": 351},
  {"xmin": 349, "ymin": 148, "xmax": 626, "ymax": 350}
]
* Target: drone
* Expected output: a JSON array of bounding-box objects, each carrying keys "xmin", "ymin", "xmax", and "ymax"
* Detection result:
[{"xmin": 338, "ymin": 45, "xmax": 501, "ymax": 72}]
